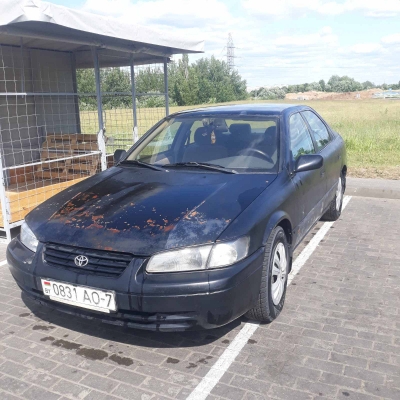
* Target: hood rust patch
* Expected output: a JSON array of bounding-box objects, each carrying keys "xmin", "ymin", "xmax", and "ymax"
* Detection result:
[{"xmin": 33, "ymin": 173, "xmax": 273, "ymax": 254}]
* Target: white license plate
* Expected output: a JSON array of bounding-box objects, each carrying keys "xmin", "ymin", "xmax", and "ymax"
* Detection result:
[{"xmin": 41, "ymin": 279, "xmax": 117, "ymax": 313}]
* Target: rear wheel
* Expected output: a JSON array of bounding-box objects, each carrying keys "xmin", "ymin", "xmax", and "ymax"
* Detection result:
[
  {"xmin": 322, "ymin": 174, "xmax": 345, "ymax": 221},
  {"xmin": 245, "ymin": 226, "xmax": 288, "ymax": 323}
]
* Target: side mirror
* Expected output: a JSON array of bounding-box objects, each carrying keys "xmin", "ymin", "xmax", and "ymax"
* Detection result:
[
  {"xmin": 114, "ymin": 149, "xmax": 127, "ymax": 164},
  {"xmin": 294, "ymin": 154, "xmax": 323, "ymax": 173}
]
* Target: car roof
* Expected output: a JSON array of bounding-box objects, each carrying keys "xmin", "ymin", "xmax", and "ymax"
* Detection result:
[{"xmin": 170, "ymin": 103, "xmax": 310, "ymax": 118}]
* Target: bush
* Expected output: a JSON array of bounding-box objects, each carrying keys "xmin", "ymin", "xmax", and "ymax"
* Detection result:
[
  {"xmin": 137, "ymin": 94, "xmax": 165, "ymax": 108},
  {"xmin": 251, "ymin": 87, "xmax": 286, "ymax": 100}
]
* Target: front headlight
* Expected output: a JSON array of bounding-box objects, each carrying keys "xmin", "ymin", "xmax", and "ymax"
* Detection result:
[
  {"xmin": 208, "ymin": 237, "xmax": 249, "ymax": 268},
  {"xmin": 20, "ymin": 221, "xmax": 39, "ymax": 252},
  {"xmin": 146, "ymin": 237, "xmax": 249, "ymax": 273}
]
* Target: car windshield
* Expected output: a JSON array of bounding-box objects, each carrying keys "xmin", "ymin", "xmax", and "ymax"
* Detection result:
[{"xmin": 125, "ymin": 115, "xmax": 279, "ymax": 173}]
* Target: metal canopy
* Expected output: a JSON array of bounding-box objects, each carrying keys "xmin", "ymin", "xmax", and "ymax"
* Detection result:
[{"xmin": 0, "ymin": 0, "xmax": 204, "ymax": 67}]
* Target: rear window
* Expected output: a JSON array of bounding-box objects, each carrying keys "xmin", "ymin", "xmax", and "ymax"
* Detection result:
[{"xmin": 301, "ymin": 111, "xmax": 331, "ymax": 151}]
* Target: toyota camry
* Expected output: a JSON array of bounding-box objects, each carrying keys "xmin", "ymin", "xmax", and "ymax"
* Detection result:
[{"xmin": 7, "ymin": 104, "xmax": 347, "ymax": 331}]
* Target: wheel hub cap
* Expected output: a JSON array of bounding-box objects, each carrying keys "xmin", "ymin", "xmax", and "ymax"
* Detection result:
[{"xmin": 271, "ymin": 242, "xmax": 287, "ymax": 305}]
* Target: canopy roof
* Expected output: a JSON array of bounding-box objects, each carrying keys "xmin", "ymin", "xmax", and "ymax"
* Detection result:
[{"xmin": 0, "ymin": 0, "xmax": 204, "ymax": 67}]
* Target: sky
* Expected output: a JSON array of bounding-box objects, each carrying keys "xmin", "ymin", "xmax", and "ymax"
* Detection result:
[{"xmin": 49, "ymin": 0, "xmax": 400, "ymax": 89}]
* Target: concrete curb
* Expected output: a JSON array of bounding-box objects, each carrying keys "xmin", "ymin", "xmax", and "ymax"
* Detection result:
[{"xmin": 346, "ymin": 177, "xmax": 400, "ymax": 199}]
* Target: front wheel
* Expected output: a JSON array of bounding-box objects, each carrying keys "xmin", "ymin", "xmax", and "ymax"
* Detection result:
[
  {"xmin": 322, "ymin": 174, "xmax": 345, "ymax": 221},
  {"xmin": 245, "ymin": 226, "xmax": 289, "ymax": 323}
]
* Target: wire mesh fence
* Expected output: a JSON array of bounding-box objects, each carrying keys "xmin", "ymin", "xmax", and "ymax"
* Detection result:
[
  {"xmin": 94, "ymin": 58, "xmax": 167, "ymax": 156},
  {"xmin": 0, "ymin": 45, "xmax": 103, "ymax": 240},
  {"xmin": 0, "ymin": 41, "xmax": 169, "ymax": 240}
]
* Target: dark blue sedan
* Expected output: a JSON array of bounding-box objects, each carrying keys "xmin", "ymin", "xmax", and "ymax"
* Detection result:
[{"xmin": 7, "ymin": 104, "xmax": 347, "ymax": 330}]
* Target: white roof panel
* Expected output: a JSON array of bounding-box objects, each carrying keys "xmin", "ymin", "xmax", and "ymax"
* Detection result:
[{"xmin": 0, "ymin": 0, "xmax": 204, "ymax": 66}]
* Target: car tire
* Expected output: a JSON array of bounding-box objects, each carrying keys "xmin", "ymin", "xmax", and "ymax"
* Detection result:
[
  {"xmin": 322, "ymin": 173, "xmax": 345, "ymax": 221},
  {"xmin": 245, "ymin": 226, "xmax": 289, "ymax": 323}
]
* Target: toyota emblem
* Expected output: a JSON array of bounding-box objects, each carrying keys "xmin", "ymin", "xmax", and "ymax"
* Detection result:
[{"xmin": 74, "ymin": 255, "xmax": 89, "ymax": 267}]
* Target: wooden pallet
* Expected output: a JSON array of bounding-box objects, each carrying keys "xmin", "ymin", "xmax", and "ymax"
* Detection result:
[
  {"xmin": 0, "ymin": 177, "xmax": 87, "ymax": 227},
  {"xmin": 0, "ymin": 134, "xmax": 102, "ymax": 229},
  {"xmin": 35, "ymin": 134, "xmax": 101, "ymax": 180}
]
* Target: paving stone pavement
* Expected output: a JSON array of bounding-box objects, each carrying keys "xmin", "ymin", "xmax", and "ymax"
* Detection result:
[{"xmin": 0, "ymin": 196, "xmax": 399, "ymax": 400}]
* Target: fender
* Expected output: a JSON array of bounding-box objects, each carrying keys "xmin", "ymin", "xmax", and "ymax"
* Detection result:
[{"xmin": 262, "ymin": 210, "xmax": 293, "ymax": 254}]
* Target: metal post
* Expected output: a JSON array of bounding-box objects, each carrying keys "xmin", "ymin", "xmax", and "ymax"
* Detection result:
[
  {"xmin": 92, "ymin": 48, "xmax": 107, "ymax": 171},
  {"xmin": 70, "ymin": 52, "xmax": 82, "ymax": 134},
  {"xmin": 130, "ymin": 55, "xmax": 138, "ymax": 143},
  {"xmin": 20, "ymin": 38, "xmax": 25, "ymax": 94},
  {"xmin": 163, "ymin": 57, "xmax": 169, "ymax": 117},
  {"xmin": 0, "ymin": 144, "xmax": 12, "ymax": 242},
  {"xmin": 92, "ymin": 48, "xmax": 104, "ymax": 131}
]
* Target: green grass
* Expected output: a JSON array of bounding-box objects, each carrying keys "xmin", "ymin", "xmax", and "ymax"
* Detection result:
[
  {"xmin": 80, "ymin": 99, "xmax": 400, "ymax": 179},
  {"xmin": 299, "ymin": 100, "xmax": 400, "ymax": 171}
]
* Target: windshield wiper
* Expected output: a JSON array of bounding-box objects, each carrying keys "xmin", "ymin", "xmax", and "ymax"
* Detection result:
[
  {"xmin": 120, "ymin": 160, "xmax": 164, "ymax": 171},
  {"xmin": 163, "ymin": 162, "xmax": 238, "ymax": 174}
]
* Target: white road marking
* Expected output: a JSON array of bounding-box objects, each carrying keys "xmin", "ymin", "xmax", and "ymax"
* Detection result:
[
  {"xmin": 0, "ymin": 260, "xmax": 7, "ymax": 266},
  {"xmin": 187, "ymin": 196, "xmax": 352, "ymax": 400}
]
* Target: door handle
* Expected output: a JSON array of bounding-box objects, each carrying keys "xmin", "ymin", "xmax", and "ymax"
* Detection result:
[
  {"xmin": 337, "ymin": 154, "xmax": 341, "ymax": 160},
  {"xmin": 320, "ymin": 170, "xmax": 325, "ymax": 177}
]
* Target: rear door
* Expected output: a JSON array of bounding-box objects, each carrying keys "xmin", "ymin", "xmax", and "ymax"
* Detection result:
[
  {"xmin": 301, "ymin": 110, "xmax": 339, "ymax": 205},
  {"xmin": 289, "ymin": 113, "xmax": 324, "ymax": 245}
]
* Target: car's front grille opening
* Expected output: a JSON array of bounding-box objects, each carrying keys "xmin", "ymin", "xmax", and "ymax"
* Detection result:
[{"xmin": 44, "ymin": 243, "xmax": 134, "ymax": 277}]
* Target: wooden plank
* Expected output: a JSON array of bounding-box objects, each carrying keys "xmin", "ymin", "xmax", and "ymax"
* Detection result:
[
  {"xmin": 75, "ymin": 134, "xmax": 98, "ymax": 141},
  {"xmin": 71, "ymin": 155, "xmax": 100, "ymax": 164},
  {"xmin": 9, "ymin": 166, "xmax": 35, "ymax": 185},
  {"xmin": 41, "ymin": 150, "xmax": 73, "ymax": 159},
  {"xmin": 38, "ymin": 161, "xmax": 72, "ymax": 169},
  {"xmin": 73, "ymin": 143, "xmax": 98, "ymax": 151},
  {"xmin": 67, "ymin": 164, "xmax": 97, "ymax": 172}
]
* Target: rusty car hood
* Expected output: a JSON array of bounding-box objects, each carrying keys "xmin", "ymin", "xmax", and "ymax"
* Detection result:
[{"xmin": 26, "ymin": 167, "xmax": 276, "ymax": 255}]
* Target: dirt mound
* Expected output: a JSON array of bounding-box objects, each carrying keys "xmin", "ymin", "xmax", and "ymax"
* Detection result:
[{"xmin": 285, "ymin": 88, "xmax": 383, "ymax": 101}]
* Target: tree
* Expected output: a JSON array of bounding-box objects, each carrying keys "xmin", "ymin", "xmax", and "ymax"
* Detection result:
[
  {"xmin": 305, "ymin": 82, "xmax": 322, "ymax": 91},
  {"xmin": 250, "ymin": 87, "xmax": 286, "ymax": 100},
  {"xmin": 169, "ymin": 55, "xmax": 247, "ymax": 105},
  {"xmin": 319, "ymin": 79, "xmax": 326, "ymax": 91},
  {"xmin": 168, "ymin": 54, "xmax": 200, "ymax": 106},
  {"xmin": 327, "ymin": 75, "xmax": 362, "ymax": 92},
  {"xmin": 102, "ymin": 68, "xmax": 131, "ymax": 109},
  {"xmin": 362, "ymin": 81, "xmax": 375, "ymax": 90},
  {"xmin": 76, "ymin": 56, "xmax": 248, "ymax": 108},
  {"xmin": 76, "ymin": 69, "xmax": 97, "ymax": 110}
]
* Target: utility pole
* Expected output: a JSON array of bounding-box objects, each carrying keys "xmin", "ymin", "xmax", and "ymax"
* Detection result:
[{"xmin": 227, "ymin": 33, "xmax": 235, "ymax": 70}]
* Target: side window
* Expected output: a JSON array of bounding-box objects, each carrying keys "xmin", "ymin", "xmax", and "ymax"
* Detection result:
[
  {"xmin": 302, "ymin": 111, "xmax": 330, "ymax": 151},
  {"xmin": 188, "ymin": 121, "xmax": 203, "ymax": 144},
  {"xmin": 289, "ymin": 113, "xmax": 315, "ymax": 160}
]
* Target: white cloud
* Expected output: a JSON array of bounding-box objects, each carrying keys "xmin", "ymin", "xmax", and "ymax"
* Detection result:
[
  {"xmin": 349, "ymin": 43, "xmax": 382, "ymax": 54},
  {"xmin": 83, "ymin": 0, "xmax": 232, "ymax": 28},
  {"xmin": 381, "ymin": 33, "xmax": 400, "ymax": 44},
  {"xmin": 353, "ymin": 0, "xmax": 400, "ymax": 17},
  {"xmin": 241, "ymin": 0, "xmax": 400, "ymax": 18},
  {"xmin": 82, "ymin": 0, "xmax": 236, "ymax": 55},
  {"xmin": 80, "ymin": 0, "xmax": 400, "ymax": 86},
  {"xmin": 273, "ymin": 27, "xmax": 338, "ymax": 47}
]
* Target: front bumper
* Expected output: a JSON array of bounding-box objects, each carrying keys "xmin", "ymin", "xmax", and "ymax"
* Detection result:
[{"xmin": 7, "ymin": 238, "xmax": 264, "ymax": 331}]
